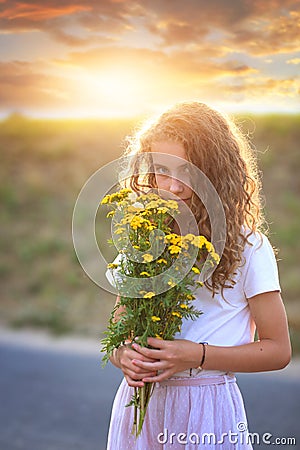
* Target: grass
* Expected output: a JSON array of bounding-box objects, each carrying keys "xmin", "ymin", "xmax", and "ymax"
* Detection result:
[{"xmin": 0, "ymin": 113, "xmax": 299, "ymax": 352}]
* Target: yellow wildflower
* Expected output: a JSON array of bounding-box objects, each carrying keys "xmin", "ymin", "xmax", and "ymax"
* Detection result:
[
  {"xmin": 157, "ymin": 207, "xmax": 168, "ymax": 214},
  {"xmin": 106, "ymin": 210, "xmax": 115, "ymax": 218},
  {"xmin": 132, "ymin": 245, "xmax": 140, "ymax": 249},
  {"xmin": 205, "ymin": 241, "xmax": 214, "ymax": 252},
  {"xmin": 130, "ymin": 216, "xmax": 144, "ymax": 230},
  {"xmin": 140, "ymin": 193, "xmax": 160, "ymax": 202},
  {"xmin": 120, "ymin": 215, "xmax": 133, "ymax": 225},
  {"xmin": 211, "ymin": 251, "xmax": 220, "ymax": 263},
  {"xmin": 191, "ymin": 266, "xmax": 200, "ymax": 274},
  {"xmin": 180, "ymin": 304, "xmax": 188, "ymax": 309},
  {"xmin": 192, "ymin": 235, "xmax": 208, "ymax": 248},
  {"xmin": 180, "ymin": 241, "xmax": 189, "ymax": 250},
  {"xmin": 147, "ymin": 225, "xmax": 156, "ymax": 231},
  {"xmin": 155, "ymin": 334, "xmax": 163, "ymax": 340},
  {"xmin": 101, "ymin": 195, "xmax": 111, "ymax": 204},
  {"xmin": 166, "ymin": 200, "xmax": 179, "ymax": 210},
  {"xmin": 165, "ymin": 234, "xmax": 181, "ymax": 245},
  {"xmin": 168, "ymin": 280, "xmax": 177, "ymax": 288},
  {"xmin": 144, "ymin": 292, "xmax": 155, "ymax": 299},
  {"xmin": 168, "ymin": 245, "xmax": 181, "ymax": 254},
  {"xmin": 172, "ymin": 311, "xmax": 182, "ymax": 318},
  {"xmin": 157, "ymin": 258, "xmax": 167, "ymax": 264},
  {"xmin": 183, "ymin": 233, "xmax": 196, "ymax": 242},
  {"xmin": 143, "ymin": 253, "xmax": 153, "ymax": 262},
  {"xmin": 186, "ymin": 294, "xmax": 195, "ymax": 300},
  {"xmin": 107, "ymin": 263, "xmax": 118, "ymax": 269},
  {"xmin": 151, "ymin": 315, "xmax": 161, "ymax": 322},
  {"xmin": 115, "ymin": 227, "xmax": 125, "ymax": 235},
  {"xmin": 119, "ymin": 188, "xmax": 132, "ymax": 195},
  {"xmin": 140, "ymin": 271, "xmax": 150, "ymax": 277},
  {"xmin": 145, "ymin": 200, "xmax": 160, "ymax": 209}
]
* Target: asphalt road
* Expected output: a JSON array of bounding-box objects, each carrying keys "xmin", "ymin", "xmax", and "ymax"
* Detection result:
[{"xmin": 0, "ymin": 329, "xmax": 299, "ymax": 450}]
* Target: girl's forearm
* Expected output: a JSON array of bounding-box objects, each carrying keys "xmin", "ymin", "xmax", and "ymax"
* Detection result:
[
  {"xmin": 109, "ymin": 347, "xmax": 121, "ymax": 369},
  {"xmin": 202, "ymin": 339, "xmax": 291, "ymax": 373}
]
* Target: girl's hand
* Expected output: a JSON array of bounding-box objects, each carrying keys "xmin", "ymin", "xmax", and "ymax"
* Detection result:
[
  {"xmin": 131, "ymin": 337, "xmax": 201, "ymax": 382},
  {"xmin": 116, "ymin": 343, "xmax": 158, "ymax": 388}
]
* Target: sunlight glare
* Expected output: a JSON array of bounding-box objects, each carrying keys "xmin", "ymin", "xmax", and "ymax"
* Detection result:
[{"xmin": 75, "ymin": 67, "xmax": 147, "ymax": 117}]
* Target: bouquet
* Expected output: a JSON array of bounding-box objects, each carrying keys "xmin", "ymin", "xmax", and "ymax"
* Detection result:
[{"xmin": 100, "ymin": 188, "xmax": 219, "ymax": 437}]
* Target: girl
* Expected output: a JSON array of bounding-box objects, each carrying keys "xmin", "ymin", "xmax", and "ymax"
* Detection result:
[{"xmin": 105, "ymin": 102, "xmax": 291, "ymax": 449}]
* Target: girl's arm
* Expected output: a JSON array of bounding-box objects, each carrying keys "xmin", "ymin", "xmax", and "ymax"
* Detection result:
[
  {"xmin": 108, "ymin": 296, "xmax": 158, "ymax": 387},
  {"xmin": 131, "ymin": 291, "xmax": 292, "ymax": 383}
]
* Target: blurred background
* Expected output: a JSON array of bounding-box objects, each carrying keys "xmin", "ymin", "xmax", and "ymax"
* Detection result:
[
  {"xmin": 0, "ymin": 1, "xmax": 299, "ymax": 449},
  {"xmin": 0, "ymin": 114, "xmax": 300, "ymax": 346}
]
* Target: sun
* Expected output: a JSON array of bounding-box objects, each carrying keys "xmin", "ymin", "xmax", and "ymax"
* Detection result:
[{"xmin": 72, "ymin": 67, "xmax": 148, "ymax": 118}]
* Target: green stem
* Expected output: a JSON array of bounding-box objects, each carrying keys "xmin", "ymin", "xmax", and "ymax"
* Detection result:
[{"xmin": 135, "ymin": 382, "xmax": 155, "ymax": 437}]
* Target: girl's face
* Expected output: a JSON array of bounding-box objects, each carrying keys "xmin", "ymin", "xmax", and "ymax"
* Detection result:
[{"xmin": 150, "ymin": 141, "xmax": 193, "ymax": 205}]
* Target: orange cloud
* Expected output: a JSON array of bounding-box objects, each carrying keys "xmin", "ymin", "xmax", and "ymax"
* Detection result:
[
  {"xmin": 0, "ymin": 61, "xmax": 73, "ymax": 110},
  {"xmin": 0, "ymin": 2, "xmax": 90, "ymax": 22}
]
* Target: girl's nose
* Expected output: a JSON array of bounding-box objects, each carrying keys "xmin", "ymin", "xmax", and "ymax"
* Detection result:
[{"xmin": 169, "ymin": 176, "xmax": 184, "ymax": 194}]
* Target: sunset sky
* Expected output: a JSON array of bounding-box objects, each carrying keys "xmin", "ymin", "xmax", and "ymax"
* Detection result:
[{"xmin": 0, "ymin": 0, "xmax": 299, "ymax": 117}]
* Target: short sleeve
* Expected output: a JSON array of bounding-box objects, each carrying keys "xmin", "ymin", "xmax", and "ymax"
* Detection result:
[
  {"xmin": 105, "ymin": 254, "xmax": 122, "ymax": 289},
  {"xmin": 243, "ymin": 234, "xmax": 281, "ymax": 299}
]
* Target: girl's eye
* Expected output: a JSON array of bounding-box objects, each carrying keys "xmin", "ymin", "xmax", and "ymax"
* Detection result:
[
  {"xmin": 155, "ymin": 166, "xmax": 169, "ymax": 175},
  {"xmin": 181, "ymin": 166, "xmax": 189, "ymax": 174}
]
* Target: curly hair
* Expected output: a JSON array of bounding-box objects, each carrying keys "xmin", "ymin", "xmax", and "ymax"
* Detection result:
[{"xmin": 121, "ymin": 101, "xmax": 265, "ymax": 294}]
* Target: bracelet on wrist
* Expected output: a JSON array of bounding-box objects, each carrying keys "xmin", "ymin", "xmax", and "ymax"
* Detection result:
[{"xmin": 189, "ymin": 342, "xmax": 208, "ymax": 376}]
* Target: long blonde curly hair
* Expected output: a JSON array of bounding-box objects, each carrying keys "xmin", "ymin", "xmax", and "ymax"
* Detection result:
[{"xmin": 122, "ymin": 101, "xmax": 265, "ymax": 294}]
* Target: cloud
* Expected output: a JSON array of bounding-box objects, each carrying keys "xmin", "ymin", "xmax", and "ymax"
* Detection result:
[
  {"xmin": 1, "ymin": 0, "xmax": 299, "ymax": 57},
  {"xmin": 0, "ymin": 60, "xmax": 73, "ymax": 109},
  {"xmin": 0, "ymin": 1, "xmax": 90, "ymax": 30},
  {"xmin": 287, "ymin": 58, "xmax": 300, "ymax": 65},
  {"xmin": 0, "ymin": 0, "xmax": 133, "ymax": 49},
  {"xmin": 218, "ymin": 76, "xmax": 299, "ymax": 102},
  {"xmin": 138, "ymin": 0, "xmax": 300, "ymax": 56},
  {"xmin": 62, "ymin": 45, "xmax": 257, "ymax": 77}
]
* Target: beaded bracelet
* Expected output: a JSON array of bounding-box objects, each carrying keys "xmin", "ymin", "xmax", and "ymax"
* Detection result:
[{"xmin": 189, "ymin": 342, "xmax": 208, "ymax": 376}]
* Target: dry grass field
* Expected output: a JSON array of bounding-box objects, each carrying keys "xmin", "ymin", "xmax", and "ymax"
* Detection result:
[{"xmin": 0, "ymin": 113, "xmax": 299, "ymax": 352}]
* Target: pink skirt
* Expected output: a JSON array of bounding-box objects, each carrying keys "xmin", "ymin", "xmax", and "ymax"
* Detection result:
[{"xmin": 106, "ymin": 372, "xmax": 253, "ymax": 449}]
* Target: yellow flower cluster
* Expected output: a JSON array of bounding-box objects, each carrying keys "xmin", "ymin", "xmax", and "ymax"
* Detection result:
[
  {"xmin": 101, "ymin": 188, "xmax": 132, "ymax": 205},
  {"xmin": 101, "ymin": 188, "xmax": 219, "ymax": 438},
  {"xmin": 184, "ymin": 234, "xmax": 210, "ymax": 249},
  {"xmin": 140, "ymin": 194, "xmax": 179, "ymax": 212},
  {"xmin": 130, "ymin": 216, "xmax": 156, "ymax": 231}
]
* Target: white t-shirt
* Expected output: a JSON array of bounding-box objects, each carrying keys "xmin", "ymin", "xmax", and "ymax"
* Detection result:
[{"xmin": 176, "ymin": 232, "xmax": 280, "ymax": 347}]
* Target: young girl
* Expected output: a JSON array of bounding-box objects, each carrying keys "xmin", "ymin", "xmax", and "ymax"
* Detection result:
[{"xmin": 105, "ymin": 102, "xmax": 291, "ymax": 449}]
